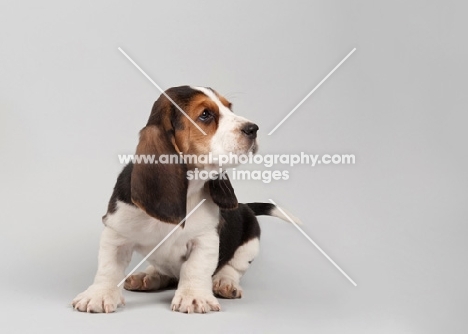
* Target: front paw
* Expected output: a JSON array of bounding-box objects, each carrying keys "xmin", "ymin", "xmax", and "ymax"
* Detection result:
[
  {"xmin": 72, "ymin": 285, "xmax": 124, "ymax": 313},
  {"xmin": 171, "ymin": 289, "xmax": 221, "ymax": 313}
]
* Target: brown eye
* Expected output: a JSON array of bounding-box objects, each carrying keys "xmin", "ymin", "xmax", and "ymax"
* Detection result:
[{"xmin": 199, "ymin": 109, "xmax": 213, "ymax": 122}]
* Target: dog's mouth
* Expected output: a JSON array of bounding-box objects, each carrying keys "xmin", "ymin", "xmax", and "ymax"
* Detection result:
[
  {"xmin": 248, "ymin": 141, "xmax": 258, "ymax": 154},
  {"xmin": 232, "ymin": 139, "xmax": 258, "ymax": 156}
]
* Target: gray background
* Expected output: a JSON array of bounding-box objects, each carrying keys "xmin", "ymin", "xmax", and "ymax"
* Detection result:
[{"xmin": 1, "ymin": 0, "xmax": 467, "ymax": 333}]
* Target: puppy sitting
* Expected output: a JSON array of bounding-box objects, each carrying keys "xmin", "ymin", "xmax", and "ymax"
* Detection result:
[{"xmin": 72, "ymin": 86, "xmax": 297, "ymax": 313}]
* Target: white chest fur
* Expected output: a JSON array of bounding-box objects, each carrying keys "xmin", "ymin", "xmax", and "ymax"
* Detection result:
[{"xmin": 103, "ymin": 182, "xmax": 220, "ymax": 278}]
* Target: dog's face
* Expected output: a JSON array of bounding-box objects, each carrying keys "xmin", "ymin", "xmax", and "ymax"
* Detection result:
[
  {"xmin": 192, "ymin": 87, "xmax": 258, "ymax": 159},
  {"xmin": 147, "ymin": 86, "xmax": 258, "ymax": 168}
]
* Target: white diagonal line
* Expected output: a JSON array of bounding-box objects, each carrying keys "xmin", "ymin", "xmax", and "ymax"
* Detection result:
[
  {"xmin": 117, "ymin": 199, "xmax": 206, "ymax": 287},
  {"xmin": 269, "ymin": 199, "xmax": 357, "ymax": 287},
  {"xmin": 268, "ymin": 47, "xmax": 356, "ymax": 135},
  {"xmin": 117, "ymin": 47, "xmax": 207, "ymax": 135}
]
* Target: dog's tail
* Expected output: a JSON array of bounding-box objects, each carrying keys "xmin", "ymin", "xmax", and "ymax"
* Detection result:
[{"xmin": 246, "ymin": 202, "xmax": 302, "ymax": 225}]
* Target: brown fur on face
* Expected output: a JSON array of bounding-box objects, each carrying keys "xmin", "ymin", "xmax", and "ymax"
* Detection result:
[
  {"xmin": 174, "ymin": 94, "xmax": 219, "ymax": 154},
  {"xmin": 146, "ymin": 86, "xmax": 230, "ymax": 157},
  {"xmin": 150, "ymin": 87, "xmax": 233, "ymax": 169}
]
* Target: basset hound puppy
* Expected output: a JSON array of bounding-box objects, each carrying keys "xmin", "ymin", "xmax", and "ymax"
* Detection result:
[{"xmin": 72, "ymin": 86, "xmax": 298, "ymax": 314}]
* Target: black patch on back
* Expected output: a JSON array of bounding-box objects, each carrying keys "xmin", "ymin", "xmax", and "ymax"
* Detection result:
[
  {"xmin": 106, "ymin": 163, "xmax": 135, "ymax": 214},
  {"xmin": 216, "ymin": 203, "xmax": 261, "ymax": 271}
]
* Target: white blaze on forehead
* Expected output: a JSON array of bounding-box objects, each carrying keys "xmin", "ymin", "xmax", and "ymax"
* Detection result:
[{"xmin": 191, "ymin": 86, "xmax": 231, "ymax": 116}]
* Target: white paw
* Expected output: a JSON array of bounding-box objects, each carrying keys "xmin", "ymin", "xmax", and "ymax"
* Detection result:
[
  {"xmin": 72, "ymin": 285, "xmax": 124, "ymax": 313},
  {"xmin": 171, "ymin": 289, "xmax": 221, "ymax": 313},
  {"xmin": 212, "ymin": 276, "xmax": 243, "ymax": 299}
]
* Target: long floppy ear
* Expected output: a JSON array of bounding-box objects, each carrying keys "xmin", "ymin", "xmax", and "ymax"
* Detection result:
[
  {"xmin": 131, "ymin": 122, "xmax": 188, "ymax": 224},
  {"xmin": 208, "ymin": 172, "xmax": 238, "ymax": 210}
]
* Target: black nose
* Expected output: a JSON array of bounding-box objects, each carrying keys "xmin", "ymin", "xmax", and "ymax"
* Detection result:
[{"xmin": 241, "ymin": 123, "xmax": 259, "ymax": 139}]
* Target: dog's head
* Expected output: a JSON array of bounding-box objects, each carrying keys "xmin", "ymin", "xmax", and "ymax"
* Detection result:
[{"xmin": 130, "ymin": 86, "xmax": 258, "ymax": 224}]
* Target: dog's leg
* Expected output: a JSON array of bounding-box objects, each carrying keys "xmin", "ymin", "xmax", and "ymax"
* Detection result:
[
  {"xmin": 124, "ymin": 265, "xmax": 176, "ymax": 291},
  {"xmin": 171, "ymin": 232, "xmax": 221, "ymax": 313},
  {"xmin": 72, "ymin": 227, "xmax": 133, "ymax": 313},
  {"xmin": 213, "ymin": 238, "xmax": 259, "ymax": 299}
]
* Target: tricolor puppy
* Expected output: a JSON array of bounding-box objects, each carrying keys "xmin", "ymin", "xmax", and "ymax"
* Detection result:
[{"xmin": 72, "ymin": 86, "xmax": 298, "ymax": 314}]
